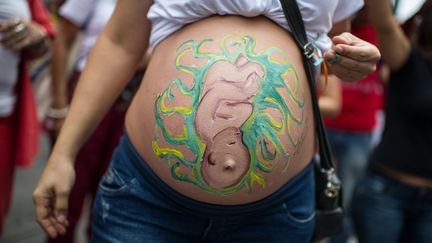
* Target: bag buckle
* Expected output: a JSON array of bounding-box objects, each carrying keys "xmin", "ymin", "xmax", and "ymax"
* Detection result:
[
  {"xmin": 302, "ymin": 34, "xmax": 324, "ymax": 67},
  {"xmin": 321, "ymin": 167, "xmax": 341, "ymax": 198}
]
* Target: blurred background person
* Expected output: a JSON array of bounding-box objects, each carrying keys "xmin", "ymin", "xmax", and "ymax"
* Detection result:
[
  {"xmin": 0, "ymin": 0, "xmax": 54, "ymax": 235},
  {"xmin": 352, "ymin": 0, "xmax": 432, "ymax": 242},
  {"xmin": 45, "ymin": 0, "xmax": 148, "ymax": 242},
  {"xmin": 324, "ymin": 6, "xmax": 386, "ymax": 243}
]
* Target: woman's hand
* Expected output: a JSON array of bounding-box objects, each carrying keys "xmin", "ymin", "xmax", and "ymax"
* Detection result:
[
  {"xmin": 324, "ymin": 32, "xmax": 381, "ymax": 82},
  {"xmin": 0, "ymin": 18, "xmax": 47, "ymax": 51},
  {"xmin": 33, "ymin": 155, "xmax": 76, "ymax": 238}
]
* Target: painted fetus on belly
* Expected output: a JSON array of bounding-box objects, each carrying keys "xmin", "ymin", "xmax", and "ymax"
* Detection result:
[
  {"xmin": 195, "ymin": 55, "xmax": 264, "ymax": 189},
  {"xmin": 152, "ymin": 35, "xmax": 305, "ymax": 195}
]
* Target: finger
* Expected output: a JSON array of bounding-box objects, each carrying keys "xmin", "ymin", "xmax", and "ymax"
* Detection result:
[
  {"xmin": 33, "ymin": 190, "xmax": 52, "ymax": 221},
  {"xmin": 333, "ymin": 44, "xmax": 381, "ymax": 63},
  {"xmin": 332, "ymin": 32, "xmax": 359, "ymax": 46},
  {"xmin": 8, "ymin": 36, "xmax": 32, "ymax": 51},
  {"xmin": 0, "ymin": 18, "xmax": 20, "ymax": 32},
  {"xmin": 324, "ymin": 49, "xmax": 340, "ymax": 64},
  {"xmin": 327, "ymin": 53, "xmax": 377, "ymax": 73},
  {"xmin": 54, "ymin": 186, "xmax": 69, "ymax": 224},
  {"xmin": 1, "ymin": 24, "xmax": 26, "ymax": 42},
  {"xmin": 42, "ymin": 217, "xmax": 59, "ymax": 238},
  {"xmin": 49, "ymin": 217, "xmax": 67, "ymax": 236},
  {"xmin": 327, "ymin": 63, "xmax": 365, "ymax": 82},
  {"xmin": 2, "ymin": 31, "xmax": 28, "ymax": 49},
  {"xmin": 33, "ymin": 191, "xmax": 59, "ymax": 238}
]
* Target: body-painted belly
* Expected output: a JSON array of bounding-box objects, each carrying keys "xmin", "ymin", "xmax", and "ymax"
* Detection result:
[{"xmin": 126, "ymin": 15, "xmax": 315, "ymax": 205}]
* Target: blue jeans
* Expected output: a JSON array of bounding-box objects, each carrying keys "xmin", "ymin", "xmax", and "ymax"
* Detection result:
[
  {"xmin": 326, "ymin": 128, "xmax": 372, "ymax": 206},
  {"xmin": 91, "ymin": 134, "xmax": 315, "ymax": 242},
  {"xmin": 352, "ymin": 169, "xmax": 432, "ymax": 243},
  {"xmin": 326, "ymin": 128, "xmax": 372, "ymax": 243}
]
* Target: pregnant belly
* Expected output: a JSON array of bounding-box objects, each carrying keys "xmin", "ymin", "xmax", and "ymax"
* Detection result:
[{"xmin": 126, "ymin": 15, "xmax": 315, "ymax": 205}]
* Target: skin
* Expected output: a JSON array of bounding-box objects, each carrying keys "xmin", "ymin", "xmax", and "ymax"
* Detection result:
[
  {"xmin": 48, "ymin": 17, "xmax": 79, "ymax": 137},
  {"xmin": 318, "ymin": 74, "xmax": 342, "ymax": 118},
  {"xmin": 33, "ymin": 0, "xmax": 380, "ymax": 238},
  {"xmin": 195, "ymin": 55, "xmax": 263, "ymax": 142},
  {"xmin": 324, "ymin": 32, "xmax": 381, "ymax": 81},
  {"xmin": 152, "ymin": 34, "xmax": 306, "ymax": 195},
  {"xmin": 201, "ymin": 127, "xmax": 250, "ymax": 189},
  {"xmin": 365, "ymin": 0, "xmax": 411, "ymax": 71},
  {"xmin": 197, "ymin": 56, "xmax": 263, "ymax": 188}
]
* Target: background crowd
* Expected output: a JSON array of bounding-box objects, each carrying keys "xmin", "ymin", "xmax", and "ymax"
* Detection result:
[{"xmin": 0, "ymin": 0, "xmax": 430, "ymax": 242}]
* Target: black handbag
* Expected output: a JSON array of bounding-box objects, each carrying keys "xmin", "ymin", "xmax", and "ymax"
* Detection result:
[{"xmin": 278, "ymin": 0, "xmax": 344, "ymax": 241}]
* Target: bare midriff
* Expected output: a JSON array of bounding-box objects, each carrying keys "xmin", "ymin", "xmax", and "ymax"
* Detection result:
[{"xmin": 125, "ymin": 15, "xmax": 315, "ymax": 205}]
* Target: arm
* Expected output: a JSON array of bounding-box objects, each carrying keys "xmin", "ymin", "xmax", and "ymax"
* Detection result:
[
  {"xmin": 33, "ymin": 0, "xmax": 153, "ymax": 238},
  {"xmin": 48, "ymin": 18, "xmax": 80, "ymax": 135},
  {"xmin": 365, "ymin": 0, "xmax": 411, "ymax": 71},
  {"xmin": 318, "ymin": 74, "xmax": 342, "ymax": 118}
]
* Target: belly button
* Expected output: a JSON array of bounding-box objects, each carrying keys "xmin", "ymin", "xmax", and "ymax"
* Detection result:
[{"xmin": 223, "ymin": 157, "xmax": 236, "ymax": 171}]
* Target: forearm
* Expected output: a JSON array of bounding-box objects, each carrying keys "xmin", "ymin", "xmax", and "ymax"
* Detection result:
[
  {"xmin": 50, "ymin": 36, "xmax": 70, "ymax": 108},
  {"xmin": 365, "ymin": 0, "xmax": 410, "ymax": 70},
  {"xmin": 366, "ymin": 0, "xmax": 394, "ymax": 32},
  {"xmin": 318, "ymin": 75, "xmax": 341, "ymax": 118}
]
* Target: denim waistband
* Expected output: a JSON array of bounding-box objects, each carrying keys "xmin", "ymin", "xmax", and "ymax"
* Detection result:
[
  {"xmin": 119, "ymin": 133, "xmax": 314, "ymax": 218},
  {"xmin": 368, "ymin": 166, "xmax": 432, "ymax": 198}
]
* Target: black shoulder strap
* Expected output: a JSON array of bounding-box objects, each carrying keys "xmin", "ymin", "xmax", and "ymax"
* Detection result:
[{"xmin": 279, "ymin": 0, "xmax": 334, "ymax": 170}]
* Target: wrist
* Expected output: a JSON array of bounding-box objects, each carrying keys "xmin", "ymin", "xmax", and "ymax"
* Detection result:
[
  {"xmin": 30, "ymin": 23, "xmax": 47, "ymax": 46},
  {"xmin": 50, "ymin": 134, "xmax": 79, "ymax": 163},
  {"xmin": 51, "ymin": 96, "xmax": 69, "ymax": 109},
  {"xmin": 47, "ymin": 150, "xmax": 75, "ymax": 168}
]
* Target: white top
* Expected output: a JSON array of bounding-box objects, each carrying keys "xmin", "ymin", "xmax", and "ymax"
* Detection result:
[
  {"xmin": 148, "ymin": 0, "xmax": 364, "ymax": 51},
  {"xmin": 0, "ymin": 0, "xmax": 30, "ymax": 116},
  {"xmin": 60, "ymin": 0, "xmax": 116, "ymax": 71}
]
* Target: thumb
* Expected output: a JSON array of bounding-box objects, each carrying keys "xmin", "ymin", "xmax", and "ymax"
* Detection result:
[{"xmin": 332, "ymin": 32, "xmax": 359, "ymax": 46}]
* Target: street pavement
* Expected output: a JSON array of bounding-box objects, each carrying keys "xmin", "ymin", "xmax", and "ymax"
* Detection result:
[{"xmin": 0, "ymin": 134, "xmax": 50, "ymax": 243}]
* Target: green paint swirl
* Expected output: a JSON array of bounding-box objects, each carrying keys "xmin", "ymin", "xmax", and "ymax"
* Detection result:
[{"xmin": 152, "ymin": 35, "xmax": 305, "ymax": 195}]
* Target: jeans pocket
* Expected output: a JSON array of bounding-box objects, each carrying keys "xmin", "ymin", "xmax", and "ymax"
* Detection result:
[
  {"xmin": 99, "ymin": 163, "xmax": 137, "ymax": 196},
  {"xmin": 283, "ymin": 200, "xmax": 316, "ymax": 225}
]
